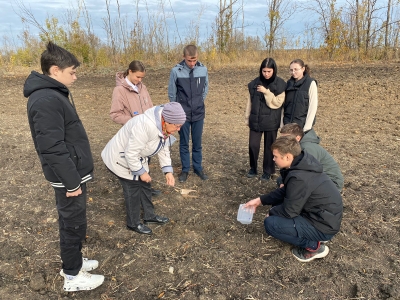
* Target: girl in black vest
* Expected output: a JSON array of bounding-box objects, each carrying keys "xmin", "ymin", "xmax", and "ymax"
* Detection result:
[
  {"xmin": 245, "ymin": 58, "xmax": 286, "ymax": 180},
  {"xmin": 283, "ymin": 59, "xmax": 318, "ymax": 131}
]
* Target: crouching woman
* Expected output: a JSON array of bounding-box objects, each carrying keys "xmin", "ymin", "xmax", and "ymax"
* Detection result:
[{"xmin": 102, "ymin": 102, "xmax": 186, "ymax": 235}]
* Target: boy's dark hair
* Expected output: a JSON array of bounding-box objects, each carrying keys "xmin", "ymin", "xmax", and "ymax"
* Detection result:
[
  {"xmin": 183, "ymin": 45, "xmax": 198, "ymax": 57},
  {"xmin": 271, "ymin": 135, "xmax": 301, "ymax": 157},
  {"xmin": 41, "ymin": 41, "xmax": 80, "ymax": 75},
  {"xmin": 123, "ymin": 60, "xmax": 146, "ymax": 77},
  {"xmin": 280, "ymin": 123, "xmax": 305, "ymax": 139}
]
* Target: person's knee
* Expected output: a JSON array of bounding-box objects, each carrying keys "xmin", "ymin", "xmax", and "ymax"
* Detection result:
[
  {"xmin": 249, "ymin": 139, "xmax": 259, "ymax": 149},
  {"xmin": 264, "ymin": 217, "xmax": 275, "ymax": 236}
]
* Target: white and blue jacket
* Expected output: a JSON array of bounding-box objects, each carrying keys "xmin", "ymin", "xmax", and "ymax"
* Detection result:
[{"xmin": 101, "ymin": 105, "xmax": 175, "ymax": 180}]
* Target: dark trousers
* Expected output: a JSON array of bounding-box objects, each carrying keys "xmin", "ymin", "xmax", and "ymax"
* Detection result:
[
  {"xmin": 54, "ymin": 184, "xmax": 87, "ymax": 276},
  {"xmin": 118, "ymin": 177, "xmax": 156, "ymax": 227},
  {"xmin": 179, "ymin": 119, "xmax": 204, "ymax": 173},
  {"xmin": 264, "ymin": 215, "xmax": 334, "ymax": 250},
  {"xmin": 249, "ymin": 130, "xmax": 277, "ymax": 175}
]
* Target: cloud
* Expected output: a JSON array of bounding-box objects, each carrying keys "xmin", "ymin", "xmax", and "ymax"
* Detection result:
[{"xmin": 0, "ymin": 0, "xmax": 306, "ymax": 48}]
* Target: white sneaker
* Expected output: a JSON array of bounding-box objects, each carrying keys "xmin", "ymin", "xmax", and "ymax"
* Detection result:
[
  {"xmin": 60, "ymin": 270, "xmax": 104, "ymax": 292},
  {"xmin": 81, "ymin": 258, "xmax": 99, "ymax": 271}
]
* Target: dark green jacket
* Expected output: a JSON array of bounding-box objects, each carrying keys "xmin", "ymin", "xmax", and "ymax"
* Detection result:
[{"xmin": 301, "ymin": 129, "xmax": 344, "ymax": 191}]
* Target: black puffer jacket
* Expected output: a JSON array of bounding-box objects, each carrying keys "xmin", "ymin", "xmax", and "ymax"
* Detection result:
[
  {"xmin": 260, "ymin": 151, "xmax": 343, "ymax": 234},
  {"xmin": 24, "ymin": 71, "xmax": 94, "ymax": 191},
  {"xmin": 247, "ymin": 76, "xmax": 285, "ymax": 132},
  {"xmin": 283, "ymin": 74, "xmax": 316, "ymax": 128}
]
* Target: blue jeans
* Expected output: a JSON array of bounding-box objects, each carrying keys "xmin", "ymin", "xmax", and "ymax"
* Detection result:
[
  {"xmin": 264, "ymin": 215, "xmax": 334, "ymax": 250},
  {"xmin": 179, "ymin": 119, "xmax": 204, "ymax": 173}
]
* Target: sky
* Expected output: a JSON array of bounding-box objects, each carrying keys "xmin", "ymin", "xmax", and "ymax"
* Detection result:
[{"xmin": 0, "ymin": 0, "xmax": 310, "ymax": 48}]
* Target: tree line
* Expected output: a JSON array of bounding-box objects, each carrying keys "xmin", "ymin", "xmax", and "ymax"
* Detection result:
[{"xmin": 1, "ymin": 0, "xmax": 399, "ymax": 69}]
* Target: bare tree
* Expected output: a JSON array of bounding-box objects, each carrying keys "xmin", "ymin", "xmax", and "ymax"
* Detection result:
[
  {"xmin": 102, "ymin": 0, "xmax": 117, "ymax": 58},
  {"xmin": 306, "ymin": 0, "xmax": 347, "ymax": 59},
  {"xmin": 384, "ymin": 0, "xmax": 392, "ymax": 54},
  {"xmin": 262, "ymin": 0, "xmax": 296, "ymax": 54},
  {"xmin": 13, "ymin": 0, "xmax": 47, "ymax": 37},
  {"xmin": 214, "ymin": 0, "xmax": 241, "ymax": 52}
]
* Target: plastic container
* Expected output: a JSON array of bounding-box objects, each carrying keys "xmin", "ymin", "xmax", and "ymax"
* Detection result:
[{"xmin": 237, "ymin": 204, "xmax": 254, "ymax": 224}]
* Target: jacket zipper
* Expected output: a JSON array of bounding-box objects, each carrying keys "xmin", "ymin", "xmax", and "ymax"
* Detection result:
[{"xmin": 116, "ymin": 162, "xmax": 131, "ymax": 174}]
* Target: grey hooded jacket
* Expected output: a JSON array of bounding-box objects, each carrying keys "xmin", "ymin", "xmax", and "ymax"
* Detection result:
[{"xmin": 301, "ymin": 129, "xmax": 344, "ymax": 191}]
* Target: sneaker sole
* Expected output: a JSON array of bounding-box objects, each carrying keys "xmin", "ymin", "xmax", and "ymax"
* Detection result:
[
  {"xmin": 63, "ymin": 282, "xmax": 104, "ymax": 292},
  {"xmin": 292, "ymin": 245, "xmax": 330, "ymax": 262}
]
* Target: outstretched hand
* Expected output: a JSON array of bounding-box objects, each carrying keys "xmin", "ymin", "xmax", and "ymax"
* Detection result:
[{"xmin": 244, "ymin": 197, "xmax": 262, "ymax": 213}]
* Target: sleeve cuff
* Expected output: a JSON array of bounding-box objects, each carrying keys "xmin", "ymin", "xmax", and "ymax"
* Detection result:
[
  {"xmin": 131, "ymin": 167, "xmax": 146, "ymax": 176},
  {"xmin": 162, "ymin": 166, "xmax": 173, "ymax": 174},
  {"xmin": 67, "ymin": 185, "xmax": 81, "ymax": 193}
]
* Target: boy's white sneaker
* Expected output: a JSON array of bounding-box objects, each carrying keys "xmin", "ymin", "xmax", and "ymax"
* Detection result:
[
  {"xmin": 81, "ymin": 258, "xmax": 99, "ymax": 271},
  {"xmin": 60, "ymin": 270, "xmax": 104, "ymax": 292}
]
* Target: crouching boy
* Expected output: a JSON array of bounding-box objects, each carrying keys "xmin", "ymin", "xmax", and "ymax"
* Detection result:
[{"xmin": 245, "ymin": 136, "xmax": 343, "ymax": 262}]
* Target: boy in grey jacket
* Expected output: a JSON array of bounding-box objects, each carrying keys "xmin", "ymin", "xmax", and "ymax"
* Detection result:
[
  {"xmin": 280, "ymin": 123, "xmax": 344, "ymax": 191},
  {"xmin": 168, "ymin": 45, "xmax": 209, "ymax": 182}
]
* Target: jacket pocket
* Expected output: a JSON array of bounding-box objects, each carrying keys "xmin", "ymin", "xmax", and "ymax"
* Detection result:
[
  {"xmin": 66, "ymin": 143, "xmax": 79, "ymax": 167},
  {"xmin": 73, "ymin": 145, "xmax": 84, "ymax": 168}
]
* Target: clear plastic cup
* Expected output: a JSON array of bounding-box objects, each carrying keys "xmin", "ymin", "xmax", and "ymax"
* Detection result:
[{"xmin": 237, "ymin": 204, "xmax": 254, "ymax": 224}]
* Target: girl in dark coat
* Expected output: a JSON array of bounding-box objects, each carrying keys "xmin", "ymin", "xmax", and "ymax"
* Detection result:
[
  {"xmin": 245, "ymin": 58, "xmax": 286, "ymax": 180},
  {"xmin": 283, "ymin": 59, "xmax": 318, "ymax": 131}
]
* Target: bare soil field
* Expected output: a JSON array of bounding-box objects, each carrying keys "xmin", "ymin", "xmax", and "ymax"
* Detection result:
[{"xmin": 0, "ymin": 62, "xmax": 399, "ymax": 300}]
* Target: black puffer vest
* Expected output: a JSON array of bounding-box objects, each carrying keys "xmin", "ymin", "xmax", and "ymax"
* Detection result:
[
  {"xmin": 283, "ymin": 74, "xmax": 316, "ymax": 128},
  {"xmin": 248, "ymin": 78, "xmax": 282, "ymax": 132}
]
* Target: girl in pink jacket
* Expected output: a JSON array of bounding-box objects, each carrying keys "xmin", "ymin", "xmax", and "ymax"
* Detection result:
[{"xmin": 110, "ymin": 60, "xmax": 154, "ymax": 125}]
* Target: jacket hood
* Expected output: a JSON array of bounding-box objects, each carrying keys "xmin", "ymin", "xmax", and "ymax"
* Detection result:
[
  {"xmin": 301, "ymin": 128, "xmax": 321, "ymax": 145},
  {"xmin": 291, "ymin": 151, "xmax": 323, "ymax": 174},
  {"xmin": 115, "ymin": 71, "xmax": 142, "ymax": 93},
  {"xmin": 23, "ymin": 71, "xmax": 69, "ymax": 98}
]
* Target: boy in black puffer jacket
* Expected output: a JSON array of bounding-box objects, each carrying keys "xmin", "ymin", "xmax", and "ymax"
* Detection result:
[
  {"xmin": 24, "ymin": 42, "xmax": 104, "ymax": 291},
  {"xmin": 245, "ymin": 136, "xmax": 343, "ymax": 262}
]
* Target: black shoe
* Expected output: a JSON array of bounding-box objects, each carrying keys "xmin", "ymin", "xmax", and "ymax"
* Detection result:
[
  {"xmin": 151, "ymin": 188, "xmax": 161, "ymax": 196},
  {"xmin": 194, "ymin": 170, "xmax": 208, "ymax": 180},
  {"xmin": 179, "ymin": 172, "xmax": 189, "ymax": 183},
  {"xmin": 144, "ymin": 215, "xmax": 169, "ymax": 225},
  {"xmin": 261, "ymin": 173, "xmax": 271, "ymax": 181},
  {"xmin": 247, "ymin": 169, "xmax": 257, "ymax": 178},
  {"xmin": 127, "ymin": 224, "xmax": 152, "ymax": 235}
]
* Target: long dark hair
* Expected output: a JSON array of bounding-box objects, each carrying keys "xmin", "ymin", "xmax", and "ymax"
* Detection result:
[
  {"xmin": 259, "ymin": 57, "xmax": 277, "ymax": 87},
  {"xmin": 123, "ymin": 60, "xmax": 146, "ymax": 77}
]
